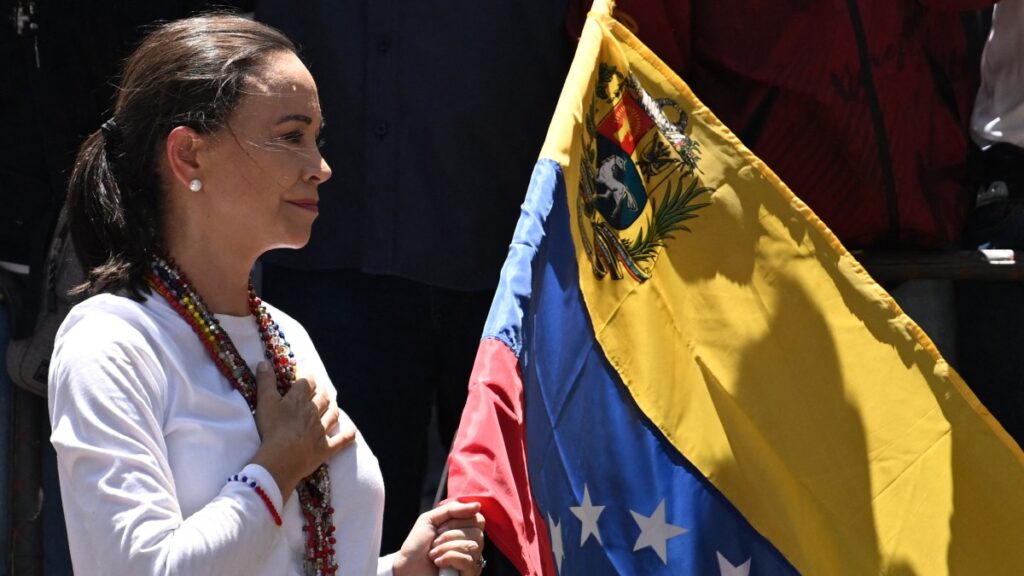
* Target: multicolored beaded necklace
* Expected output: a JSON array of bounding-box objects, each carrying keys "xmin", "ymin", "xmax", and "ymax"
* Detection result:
[{"xmin": 147, "ymin": 255, "xmax": 338, "ymax": 576}]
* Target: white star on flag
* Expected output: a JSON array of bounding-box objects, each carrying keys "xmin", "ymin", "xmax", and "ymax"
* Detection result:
[
  {"xmin": 570, "ymin": 484, "xmax": 605, "ymax": 546},
  {"xmin": 630, "ymin": 500, "xmax": 688, "ymax": 564},
  {"xmin": 548, "ymin": 514, "xmax": 565, "ymax": 574},
  {"xmin": 717, "ymin": 551, "xmax": 752, "ymax": 576}
]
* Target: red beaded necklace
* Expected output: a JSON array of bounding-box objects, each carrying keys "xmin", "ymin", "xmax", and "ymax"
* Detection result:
[{"xmin": 147, "ymin": 255, "xmax": 338, "ymax": 576}]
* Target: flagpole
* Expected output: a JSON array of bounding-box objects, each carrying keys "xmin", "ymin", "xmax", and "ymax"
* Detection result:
[
  {"xmin": 438, "ymin": 432, "xmax": 457, "ymax": 576},
  {"xmin": 437, "ymin": 456, "xmax": 457, "ymax": 576}
]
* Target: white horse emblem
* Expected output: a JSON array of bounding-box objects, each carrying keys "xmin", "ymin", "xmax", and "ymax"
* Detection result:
[{"xmin": 596, "ymin": 155, "xmax": 639, "ymax": 221}]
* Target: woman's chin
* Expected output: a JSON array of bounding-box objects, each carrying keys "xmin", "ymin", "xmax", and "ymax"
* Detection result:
[{"xmin": 267, "ymin": 231, "xmax": 313, "ymax": 251}]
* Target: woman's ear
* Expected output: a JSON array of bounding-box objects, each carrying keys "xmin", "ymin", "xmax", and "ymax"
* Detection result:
[{"xmin": 165, "ymin": 126, "xmax": 204, "ymax": 191}]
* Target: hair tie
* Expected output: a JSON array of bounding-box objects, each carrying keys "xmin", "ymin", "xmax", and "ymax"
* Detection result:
[
  {"xmin": 100, "ymin": 118, "xmax": 124, "ymax": 161},
  {"xmin": 100, "ymin": 118, "xmax": 119, "ymax": 136}
]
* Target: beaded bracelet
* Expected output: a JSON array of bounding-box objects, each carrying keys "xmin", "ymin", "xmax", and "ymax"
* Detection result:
[{"xmin": 228, "ymin": 474, "xmax": 283, "ymax": 527}]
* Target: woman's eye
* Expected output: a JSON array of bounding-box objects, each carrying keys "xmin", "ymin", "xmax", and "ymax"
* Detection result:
[{"xmin": 280, "ymin": 131, "xmax": 305, "ymax": 143}]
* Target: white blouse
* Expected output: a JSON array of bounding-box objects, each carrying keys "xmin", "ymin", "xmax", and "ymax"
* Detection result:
[{"xmin": 49, "ymin": 293, "xmax": 395, "ymax": 576}]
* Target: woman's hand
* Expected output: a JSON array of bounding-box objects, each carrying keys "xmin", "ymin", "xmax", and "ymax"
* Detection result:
[
  {"xmin": 393, "ymin": 500, "xmax": 486, "ymax": 576},
  {"xmin": 249, "ymin": 361, "xmax": 356, "ymax": 500}
]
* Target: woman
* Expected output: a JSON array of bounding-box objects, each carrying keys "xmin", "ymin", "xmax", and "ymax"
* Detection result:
[{"xmin": 48, "ymin": 14, "xmax": 484, "ymax": 576}]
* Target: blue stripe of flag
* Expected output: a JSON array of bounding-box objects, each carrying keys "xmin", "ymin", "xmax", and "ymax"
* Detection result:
[{"xmin": 485, "ymin": 159, "xmax": 799, "ymax": 575}]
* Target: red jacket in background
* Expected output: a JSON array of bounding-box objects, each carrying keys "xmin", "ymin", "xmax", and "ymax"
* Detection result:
[{"xmin": 570, "ymin": 1, "xmax": 994, "ymax": 250}]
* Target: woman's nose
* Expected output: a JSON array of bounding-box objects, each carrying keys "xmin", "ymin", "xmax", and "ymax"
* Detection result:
[{"xmin": 307, "ymin": 156, "xmax": 332, "ymax": 184}]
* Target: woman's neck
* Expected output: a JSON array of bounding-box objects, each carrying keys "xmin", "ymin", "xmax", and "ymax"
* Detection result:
[
  {"xmin": 159, "ymin": 187, "xmax": 263, "ymax": 316},
  {"xmin": 164, "ymin": 242, "xmax": 255, "ymax": 316}
]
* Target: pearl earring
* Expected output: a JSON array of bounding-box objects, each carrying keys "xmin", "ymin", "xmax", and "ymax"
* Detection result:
[{"xmin": 189, "ymin": 179, "xmax": 203, "ymax": 192}]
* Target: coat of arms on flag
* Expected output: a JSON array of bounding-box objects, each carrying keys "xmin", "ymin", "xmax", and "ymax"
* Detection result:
[{"xmin": 578, "ymin": 61, "xmax": 710, "ymax": 282}]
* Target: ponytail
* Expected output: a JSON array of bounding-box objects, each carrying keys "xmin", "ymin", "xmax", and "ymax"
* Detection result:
[{"xmin": 66, "ymin": 121, "xmax": 160, "ymax": 298}]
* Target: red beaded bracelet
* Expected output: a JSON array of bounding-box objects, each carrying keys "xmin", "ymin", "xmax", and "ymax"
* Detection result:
[{"xmin": 229, "ymin": 474, "xmax": 283, "ymax": 527}]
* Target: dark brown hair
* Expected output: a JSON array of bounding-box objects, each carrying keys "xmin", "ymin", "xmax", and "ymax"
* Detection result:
[{"xmin": 67, "ymin": 14, "xmax": 296, "ymax": 297}]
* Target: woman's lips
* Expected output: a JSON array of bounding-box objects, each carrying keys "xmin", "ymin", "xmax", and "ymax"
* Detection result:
[{"xmin": 287, "ymin": 199, "xmax": 319, "ymax": 213}]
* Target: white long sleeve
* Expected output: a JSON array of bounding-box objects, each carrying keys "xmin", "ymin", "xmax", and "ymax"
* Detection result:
[{"xmin": 49, "ymin": 294, "xmax": 388, "ymax": 576}]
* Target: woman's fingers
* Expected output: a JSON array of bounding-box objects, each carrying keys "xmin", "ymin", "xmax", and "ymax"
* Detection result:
[
  {"xmin": 430, "ymin": 519, "xmax": 484, "ymax": 561},
  {"xmin": 431, "ymin": 524, "xmax": 485, "ymax": 547},
  {"xmin": 312, "ymin": 386, "xmax": 331, "ymax": 415},
  {"xmin": 426, "ymin": 500, "xmax": 483, "ymax": 526},
  {"xmin": 320, "ymin": 403, "xmax": 339, "ymax": 430},
  {"xmin": 254, "ymin": 361, "xmax": 279, "ymax": 398},
  {"xmin": 319, "ymin": 403, "xmax": 344, "ymax": 434},
  {"xmin": 281, "ymin": 376, "xmax": 316, "ymax": 407},
  {"xmin": 326, "ymin": 418, "xmax": 357, "ymax": 451},
  {"xmin": 295, "ymin": 376, "xmax": 316, "ymax": 398},
  {"xmin": 289, "ymin": 374, "xmax": 335, "ymax": 419},
  {"xmin": 427, "ymin": 503, "xmax": 486, "ymax": 572},
  {"xmin": 435, "ymin": 511, "xmax": 486, "ymax": 534},
  {"xmin": 251, "ymin": 366, "xmax": 360, "ymax": 492},
  {"xmin": 281, "ymin": 376, "xmax": 331, "ymax": 424},
  {"xmin": 431, "ymin": 548, "xmax": 481, "ymax": 574},
  {"xmin": 430, "ymin": 534, "xmax": 485, "ymax": 574}
]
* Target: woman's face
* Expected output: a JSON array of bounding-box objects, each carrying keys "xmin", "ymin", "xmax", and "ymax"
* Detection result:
[{"xmin": 198, "ymin": 50, "xmax": 332, "ymax": 254}]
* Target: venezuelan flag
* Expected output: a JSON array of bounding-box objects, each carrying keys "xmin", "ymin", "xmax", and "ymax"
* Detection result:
[{"xmin": 447, "ymin": 1, "xmax": 1024, "ymax": 574}]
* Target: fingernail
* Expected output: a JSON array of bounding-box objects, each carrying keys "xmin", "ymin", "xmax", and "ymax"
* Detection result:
[{"xmin": 257, "ymin": 361, "xmax": 270, "ymax": 374}]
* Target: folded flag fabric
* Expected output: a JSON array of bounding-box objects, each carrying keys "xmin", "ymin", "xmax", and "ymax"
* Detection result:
[{"xmin": 446, "ymin": 1, "xmax": 1024, "ymax": 574}]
